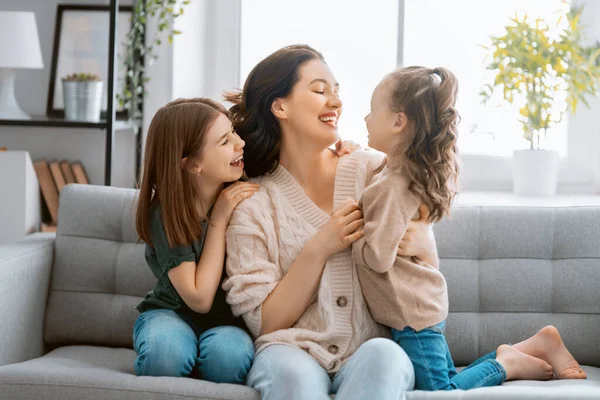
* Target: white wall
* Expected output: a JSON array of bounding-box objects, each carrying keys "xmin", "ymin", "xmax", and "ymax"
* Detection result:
[
  {"xmin": 0, "ymin": 0, "xmax": 136, "ymax": 187},
  {"xmin": 172, "ymin": 0, "xmax": 241, "ymax": 101},
  {"xmin": 140, "ymin": 0, "xmax": 241, "ymax": 176}
]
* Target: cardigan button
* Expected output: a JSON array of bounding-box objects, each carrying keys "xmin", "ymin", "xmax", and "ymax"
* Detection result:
[
  {"xmin": 328, "ymin": 345, "xmax": 339, "ymax": 354},
  {"xmin": 336, "ymin": 296, "xmax": 348, "ymax": 308}
]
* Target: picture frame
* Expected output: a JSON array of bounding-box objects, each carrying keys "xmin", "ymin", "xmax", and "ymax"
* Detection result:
[{"xmin": 46, "ymin": 4, "xmax": 133, "ymax": 120}]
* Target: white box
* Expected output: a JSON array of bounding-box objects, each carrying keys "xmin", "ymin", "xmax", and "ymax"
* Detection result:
[{"xmin": 0, "ymin": 151, "xmax": 41, "ymax": 244}]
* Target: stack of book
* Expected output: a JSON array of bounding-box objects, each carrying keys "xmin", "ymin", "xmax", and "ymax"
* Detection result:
[{"xmin": 33, "ymin": 159, "xmax": 89, "ymax": 232}]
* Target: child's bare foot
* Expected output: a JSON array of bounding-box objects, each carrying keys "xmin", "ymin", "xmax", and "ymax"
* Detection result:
[
  {"xmin": 496, "ymin": 344, "xmax": 554, "ymax": 381},
  {"xmin": 512, "ymin": 325, "xmax": 587, "ymax": 379}
]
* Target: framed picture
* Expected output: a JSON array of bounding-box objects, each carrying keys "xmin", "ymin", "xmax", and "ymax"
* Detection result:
[{"xmin": 46, "ymin": 4, "xmax": 133, "ymax": 120}]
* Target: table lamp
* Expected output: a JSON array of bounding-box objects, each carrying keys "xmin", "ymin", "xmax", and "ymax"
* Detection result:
[{"xmin": 0, "ymin": 11, "xmax": 44, "ymax": 119}]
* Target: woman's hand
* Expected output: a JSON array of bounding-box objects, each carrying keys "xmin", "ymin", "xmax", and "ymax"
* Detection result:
[
  {"xmin": 209, "ymin": 182, "xmax": 260, "ymax": 229},
  {"xmin": 332, "ymin": 139, "xmax": 361, "ymax": 157},
  {"xmin": 313, "ymin": 199, "xmax": 364, "ymax": 258},
  {"xmin": 397, "ymin": 204, "xmax": 439, "ymax": 268}
]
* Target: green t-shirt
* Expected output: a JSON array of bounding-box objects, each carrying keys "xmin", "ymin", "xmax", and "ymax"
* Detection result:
[{"xmin": 135, "ymin": 204, "xmax": 245, "ymax": 334}]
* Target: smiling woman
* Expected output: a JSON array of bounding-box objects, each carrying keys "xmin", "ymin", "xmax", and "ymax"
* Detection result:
[
  {"xmin": 225, "ymin": 46, "xmax": 340, "ymax": 178},
  {"xmin": 222, "ymin": 45, "xmax": 439, "ymax": 400}
]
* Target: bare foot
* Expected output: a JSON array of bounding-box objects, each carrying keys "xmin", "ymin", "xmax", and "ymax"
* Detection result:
[
  {"xmin": 496, "ymin": 344, "xmax": 554, "ymax": 381},
  {"xmin": 512, "ymin": 325, "xmax": 587, "ymax": 379}
]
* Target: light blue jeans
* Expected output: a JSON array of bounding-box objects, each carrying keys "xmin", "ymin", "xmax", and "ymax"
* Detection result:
[
  {"xmin": 247, "ymin": 338, "xmax": 415, "ymax": 400},
  {"xmin": 392, "ymin": 320, "xmax": 506, "ymax": 390},
  {"xmin": 132, "ymin": 309, "xmax": 254, "ymax": 384}
]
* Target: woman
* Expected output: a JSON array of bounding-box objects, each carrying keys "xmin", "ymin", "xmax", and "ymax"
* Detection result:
[{"xmin": 221, "ymin": 45, "xmax": 438, "ymax": 399}]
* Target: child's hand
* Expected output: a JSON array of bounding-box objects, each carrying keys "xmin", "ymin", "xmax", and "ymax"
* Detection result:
[
  {"xmin": 332, "ymin": 139, "xmax": 361, "ymax": 157},
  {"xmin": 209, "ymin": 182, "xmax": 260, "ymax": 229},
  {"xmin": 313, "ymin": 198, "xmax": 364, "ymax": 258},
  {"xmin": 397, "ymin": 204, "xmax": 439, "ymax": 268}
]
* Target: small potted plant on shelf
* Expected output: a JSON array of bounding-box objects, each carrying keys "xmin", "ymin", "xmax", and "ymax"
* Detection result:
[
  {"xmin": 62, "ymin": 73, "xmax": 103, "ymax": 122},
  {"xmin": 481, "ymin": 6, "xmax": 600, "ymax": 196}
]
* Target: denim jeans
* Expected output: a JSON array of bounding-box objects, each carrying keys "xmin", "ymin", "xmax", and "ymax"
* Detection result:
[
  {"xmin": 247, "ymin": 338, "xmax": 415, "ymax": 400},
  {"xmin": 132, "ymin": 309, "xmax": 254, "ymax": 384},
  {"xmin": 391, "ymin": 320, "xmax": 506, "ymax": 391}
]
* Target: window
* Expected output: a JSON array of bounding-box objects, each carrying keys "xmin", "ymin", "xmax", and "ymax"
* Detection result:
[
  {"xmin": 234, "ymin": 0, "xmax": 598, "ymax": 191},
  {"xmin": 240, "ymin": 0, "xmax": 399, "ymax": 147},
  {"xmin": 403, "ymin": 0, "xmax": 570, "ymax": 157}
]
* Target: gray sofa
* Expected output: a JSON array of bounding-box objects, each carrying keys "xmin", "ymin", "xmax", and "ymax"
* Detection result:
[{"xmin": 1, "ymin": 184, "xmax": 599, "ymax": 400}]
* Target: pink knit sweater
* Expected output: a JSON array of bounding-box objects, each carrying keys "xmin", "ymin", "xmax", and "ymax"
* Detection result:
[
  {"xmin": 223, "ymin": 150, "xmax": 389, "ymax": 372},
  {"xmin": 352, "ymin": 161, "xmax": 449, "ymax": 332}
]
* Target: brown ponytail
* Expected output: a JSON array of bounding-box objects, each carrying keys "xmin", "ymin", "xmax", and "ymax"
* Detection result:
[{"xmin": 385, "ymin": 66, "xmax": 460, "ymax": 222}]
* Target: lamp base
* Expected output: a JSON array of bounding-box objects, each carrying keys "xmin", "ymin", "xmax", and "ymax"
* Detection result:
[{"xmin": 0, "ymin": 68, "xmax": 30, "ymax": 120}]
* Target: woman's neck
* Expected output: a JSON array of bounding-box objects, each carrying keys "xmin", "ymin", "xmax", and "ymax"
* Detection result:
[
  {"xmin": 279, "ymin": 136, "xmax": 338, "ymax": 187},
  {"xmin": 279, "ymin": 133, "xmax": 339, "ymax": 214}
]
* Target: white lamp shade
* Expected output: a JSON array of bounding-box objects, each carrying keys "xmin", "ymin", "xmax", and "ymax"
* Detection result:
[{"xmin": 0, "ymin": 11, "xmax": 44, "ymax": 69}]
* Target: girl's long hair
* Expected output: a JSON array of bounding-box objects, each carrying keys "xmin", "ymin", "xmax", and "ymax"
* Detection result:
[{"xmin": 136, "ymin": 98, "xmax": 230, "ymax": 247}]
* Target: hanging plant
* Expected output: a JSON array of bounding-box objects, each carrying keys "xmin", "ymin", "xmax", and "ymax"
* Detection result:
[{"xmin": 118, "ymin": 0, "xmax": 189, "ymax": 133}]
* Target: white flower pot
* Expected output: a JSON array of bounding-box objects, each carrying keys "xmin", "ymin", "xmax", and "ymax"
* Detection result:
[
  {"xmin": 62, "ymin": 80, "xmax": 103, "ymax": 122},
  {"xmin": 512, "ymin": 149, "xmax": 559, "ymax": 196}
]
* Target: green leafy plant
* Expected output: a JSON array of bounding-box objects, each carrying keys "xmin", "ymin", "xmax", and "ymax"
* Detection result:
[
  {"xmin": 480, "ymin": 6, "xmax": 600, "ymax": 150},
  {"xmin": 119, "ymin": 0, "xmax": 189, "ymax": 133},
  {"xmin": 63, "ymin": 73, "xmax": 101, "ymax": 81}
]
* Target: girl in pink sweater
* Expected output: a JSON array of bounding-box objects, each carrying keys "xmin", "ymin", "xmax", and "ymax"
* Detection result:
[{"xmin": 356, "ymin": 66, "xmax": 587, "ymax": 391}]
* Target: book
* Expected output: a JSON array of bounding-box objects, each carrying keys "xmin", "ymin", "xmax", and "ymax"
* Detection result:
[
  {"xmin": 60, "ymin": 160, "xmax": 76, "ymax": 184},
  {"xmin": 49, "ymin": 161, "xmax": 66, "ymax": 193},
  {"xmin": 71, "ymin": 161, "xmax": 89, "ymax": 184},
  {"xmin": 33, "ymin": 159, "xmax": 59, "ymax": 223}
]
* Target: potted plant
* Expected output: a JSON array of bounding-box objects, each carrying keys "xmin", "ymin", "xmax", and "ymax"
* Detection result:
[
  {"xmin": 481, "ymin": 6, "xmax": 600, "ymax": 196},
  {"xmin": 62, "ymin": 73, "xmax": 103, "ymax": 122}
]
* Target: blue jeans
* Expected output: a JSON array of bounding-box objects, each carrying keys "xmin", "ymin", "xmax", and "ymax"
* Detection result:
[
  {"xmin": 132, "ymin": 309, "xmax": 254, "ymax": 384},
  {"xmin": 391, "ymin": 320, "xmax": 506, "ymax": 391},
  {"xmin": 247, "ymin": 338, "xmax": 415, "ymax": 400}
]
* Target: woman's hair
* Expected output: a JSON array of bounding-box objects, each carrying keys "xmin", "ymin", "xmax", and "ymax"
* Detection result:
[
  {"xmin": 224, "ymin": 44, "xmax": 325, "ymax": 177},
  {"xmin": 136, "ymin": 98, "xmax": 230, "ymax": 248},
  {"xmin": 384, "ymin": 66, "xmax": 460, "ymax": 223}
]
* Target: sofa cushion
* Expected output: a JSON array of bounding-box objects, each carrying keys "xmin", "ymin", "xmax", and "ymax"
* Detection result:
[
  {"xmin": 44, "ymin": 185, "xmax": 153, "ymax": 347},
  {"xmin": 0, "ymin": 345, "xmax": 598, "ymax": 400},
  {"xmin": 0, "ymin": 346, "xmax": 259, "ymax": 400},
  {"xmin": 406, "ymin": 365, "xmax": 600, "ymax": 399},
  {"xmin": 435, "ymin": 206, "xmax": 600, "ymax": 367},
  {"xmin": 43, "ymin": 185, "xmax": 600, "ymax": 374}
]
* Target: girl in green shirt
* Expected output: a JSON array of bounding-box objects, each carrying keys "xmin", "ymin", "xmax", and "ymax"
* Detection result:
[{"xmin": 133, "ymin": 98, "xmax": 259, "ymax": 383}]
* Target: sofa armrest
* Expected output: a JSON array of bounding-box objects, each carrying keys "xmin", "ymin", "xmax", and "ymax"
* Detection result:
[{"xmin": 0, "ymin": 233, "xmax": 55, "ymax": 366}]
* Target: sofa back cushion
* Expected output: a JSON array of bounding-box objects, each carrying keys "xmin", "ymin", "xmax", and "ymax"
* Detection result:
[
  {"xmin": 44, "ymin": 185, "xmax": 600, "ymax": 367},
  {"xmin": 44, "ymin": 184, "xmax": 152, "ymax": 347},
  {"xmin": 436, "ymin": 206, "xmax": 600, "ymax": 367}
]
